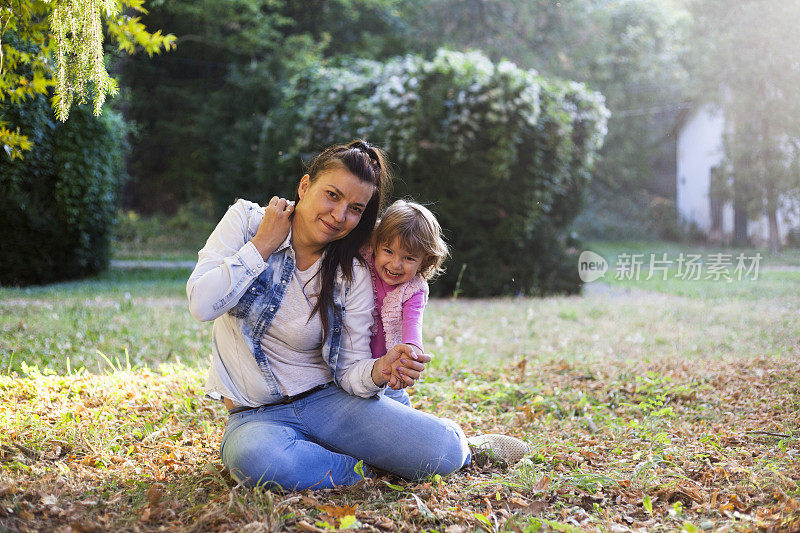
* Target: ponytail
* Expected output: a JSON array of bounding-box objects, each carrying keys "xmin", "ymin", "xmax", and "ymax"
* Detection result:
[{"xmin": 297, "ymin": 140, "xmax": 392, "ymax": 342}]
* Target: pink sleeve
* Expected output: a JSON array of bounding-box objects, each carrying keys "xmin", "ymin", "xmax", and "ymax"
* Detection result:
[{"xmin": 401, "ymin": 290, "xmax": 427, "ymax": 352}]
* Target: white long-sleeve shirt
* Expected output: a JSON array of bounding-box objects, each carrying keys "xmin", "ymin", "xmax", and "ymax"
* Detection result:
[{"xmin": 186, "ymin": 199, "xmax": 381, "ymax": 407}]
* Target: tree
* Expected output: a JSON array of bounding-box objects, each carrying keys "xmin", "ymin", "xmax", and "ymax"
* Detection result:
[
  {"xmin": 399, "ymin": 0, "xmax": 691, "ymax": 238},
  {"xmin": 687, "ymin": 0, "xmax": 800, "ymax": 251},
  {"xmin": 264, "ymin": 50, "xmax": 608, "ymax": 296},
  {"xmin": 0, "ymin": 0, "xmax": 175, "ymax": 159},
  {"xmin": 118, "ymin": 0, "xmax": 410, "ymax": 213},
  {"xmin": 0, "ymin": 96, "xmax": 127, "ymax": 285}
]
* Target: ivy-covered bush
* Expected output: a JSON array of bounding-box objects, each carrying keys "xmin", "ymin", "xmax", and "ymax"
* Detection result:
[
  {"xmin": 0, "ymin": 95, "xmax": 127, "ymax": 285},
  {"xmin": 260, "ymin": 50, "xmax": 608, "ymax": 296}
]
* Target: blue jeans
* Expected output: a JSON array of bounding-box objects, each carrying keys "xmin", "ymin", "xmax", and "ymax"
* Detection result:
[
  {"xmin": 382, "ymin": 386, "xmax": 411, "ymax": 407},
  {"xmin": 220, "ymin": 384, "xmax": 471, "ymax": 490}
]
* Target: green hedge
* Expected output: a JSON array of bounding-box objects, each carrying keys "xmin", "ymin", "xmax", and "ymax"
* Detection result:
[
  {"xmin": 258, "ymin": 50, "xmax": 608, "ymax": 296},
  {"xmin": 0, "ymin": 96, "xmax": 127, "ymax": 285}
]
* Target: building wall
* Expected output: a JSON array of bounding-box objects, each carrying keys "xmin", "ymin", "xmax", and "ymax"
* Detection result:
[
  {"xmin": 676, "ymin": 106, "xmax": 799, "ymax": 244},
  {"xmin": 676, "ymin": 106, "xmax": 725, "ymax": 234}
]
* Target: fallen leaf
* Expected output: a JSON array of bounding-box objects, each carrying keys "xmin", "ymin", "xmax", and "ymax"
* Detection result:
[
  {"xmin": 518, "ymin": 501, "xmax": 549, "ymax": 514},
  {"xmin": 375, "ymin": 516, "xmax": 395, "ymax": 530},
  {"xmin": 410, "ymin": 493, "xmax": 436, "ymax": 521},
  {"xmin": 338, "ymin": 515, "xmax": 360, "ymax": 529},
  {"xmin": 533, "ymin": 475, "xmax": 551, "ymax": 492},
  {"xmin": 508, "ymin": 497, "xmax": 531, "ymax": 508},
  {"xmin": 296, "ymin": 519, "xmax": 327, "ymax": 533},
  {"xmin": 484, "ymin": 496, "xmax": 493, "ymax": 516},
  {"xmin": 146, "ymin": 485, "xmax": 162, "ymax": 507},
  {"xmin": 318, "ymin": 504, "xmax": 356, "ymax": 519},
  {"xmin": 70, "ymin": 520, "xmax": 102, "ymax": 533}
]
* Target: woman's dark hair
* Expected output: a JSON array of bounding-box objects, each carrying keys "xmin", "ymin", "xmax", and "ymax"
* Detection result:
[{"xmin": 296, "ymin": 139, "xmax": 392, "ymax": 340}]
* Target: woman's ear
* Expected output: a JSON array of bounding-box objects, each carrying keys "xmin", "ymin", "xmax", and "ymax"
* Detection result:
[{"xmin": 297, "ymin": 174, "xmax": 311, "ymax": 201}]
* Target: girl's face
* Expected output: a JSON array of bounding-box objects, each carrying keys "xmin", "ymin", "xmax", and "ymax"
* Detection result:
[
  {"xmin": 293, "ymin": 167, "xmax": 375, "ymax": 250},
  {"xmin": 373, "ymin": 237, "xmax": 423, "ymax": 286}
]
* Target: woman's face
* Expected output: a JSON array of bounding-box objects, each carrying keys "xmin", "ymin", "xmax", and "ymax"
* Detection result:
[{"xmin": 294, "ymin": 166, "xmax": 375, "ymax": 249}]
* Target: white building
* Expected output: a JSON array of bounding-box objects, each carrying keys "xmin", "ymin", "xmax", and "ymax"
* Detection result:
[{"xmin": 676, "ymin": 105, "xmax": 799, "ymax": 245}]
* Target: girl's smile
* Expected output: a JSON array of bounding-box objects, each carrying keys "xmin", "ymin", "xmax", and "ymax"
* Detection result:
[{"xmin": 374, "ymin": 237, "xmax": 423, "ymax": 286}]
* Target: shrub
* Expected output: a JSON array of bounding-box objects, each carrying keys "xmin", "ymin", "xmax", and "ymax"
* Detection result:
[
  {"xmin": 0, "ymin": 95, "xmax": 127, "ymax": 285},
  {"xmin": 260, "ymin": 50, "xmax": 608, "ymax": 296}
]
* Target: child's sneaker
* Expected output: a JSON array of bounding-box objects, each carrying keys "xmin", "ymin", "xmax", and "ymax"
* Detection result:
[{"xmin": 467, "ymin": 434, "xmax": 531, "ymax": 465}]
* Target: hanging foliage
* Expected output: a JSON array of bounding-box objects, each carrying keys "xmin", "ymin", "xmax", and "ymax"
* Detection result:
[
  {"xmin": 50, "ymin": 0, "xmax": 119, "ymax": 120},
  {"xmin": 0, "ymin": 0, "xmax": 175, "ymax": 157}
]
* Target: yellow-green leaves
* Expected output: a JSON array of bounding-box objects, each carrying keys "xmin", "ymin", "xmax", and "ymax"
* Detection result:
[
  {"xmin": 0, "ymin": 0, "xmax": 175, "ymax": 157},
  {"xmin": 50, "ymin": 0, "xmax": 116, "ymax": 121},
  {"xmin": 48, "ymin": 0, "xmax": 174, "ymax": 122},
  {"xmin": 643, "ymin": 494, "xmax": 653, "ymax": 514},
  {"xmin": 0, "ymin": 122, "xmax": 33, "ymax": 159}
]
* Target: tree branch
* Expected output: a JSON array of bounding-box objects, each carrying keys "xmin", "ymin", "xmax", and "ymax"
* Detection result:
[{"xmin": 746, "ymin": 431, "xmax": 792, "ymax": 439}]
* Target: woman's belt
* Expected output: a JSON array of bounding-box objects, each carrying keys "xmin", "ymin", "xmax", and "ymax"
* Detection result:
[{"xmin": 227, "ymin": 382, "xmax": 331, "ymax": 415}]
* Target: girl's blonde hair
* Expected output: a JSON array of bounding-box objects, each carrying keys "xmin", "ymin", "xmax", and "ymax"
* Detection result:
[{"xmin": 373, "ymin": 199, "xmax": 449, "ymax": 280}]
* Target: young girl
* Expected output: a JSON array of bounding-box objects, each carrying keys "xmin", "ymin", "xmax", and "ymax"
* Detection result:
[{"xmin": 364, "ymin": 199, "xmax": 449, "ymax": 407}]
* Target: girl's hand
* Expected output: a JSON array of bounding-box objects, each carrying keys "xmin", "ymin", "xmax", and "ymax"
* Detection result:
[
  {"xmin": 251, "ymin": 196, "xmax": 294, "ymax": 260},
  {"xmin": 371, "ymin": 344, "xmax": 430, "ymax": 388},
  {"xmin": 386, "ymin": 344, "xmax": 425, "ymax": 389}
]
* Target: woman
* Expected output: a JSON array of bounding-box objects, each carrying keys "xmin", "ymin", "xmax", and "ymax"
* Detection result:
[{"xmin": 187, "ymin": 140, "xmax": 473, "ymax": 490}]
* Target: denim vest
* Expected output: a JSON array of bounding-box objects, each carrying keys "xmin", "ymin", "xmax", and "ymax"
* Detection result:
[{"xmin": 226, "ymin": 210, "xmax": 348, "ymax": 404}]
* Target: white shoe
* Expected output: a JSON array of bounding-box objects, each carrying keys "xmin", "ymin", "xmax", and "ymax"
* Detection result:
[{"xmin": 467, "ymin": 434, "xmax": 532, "ymax": 465}]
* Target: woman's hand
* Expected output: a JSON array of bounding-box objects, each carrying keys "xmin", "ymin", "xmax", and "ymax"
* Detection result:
[
  {"xmin": 371, "ymin": 344, "xmax": 431, "ymax": 389},
  {"xmin": 385, "ymin": 344, "xmax": 424, "ymax": 389},
  {"xmin": 251, "ymin": 196, "xmax": 294, "ymax": 260}
]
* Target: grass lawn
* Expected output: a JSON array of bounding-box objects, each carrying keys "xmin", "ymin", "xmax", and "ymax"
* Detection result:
[{"xmin": 1, "ymin": 241, "xmax": 799, "ymax": 531}]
